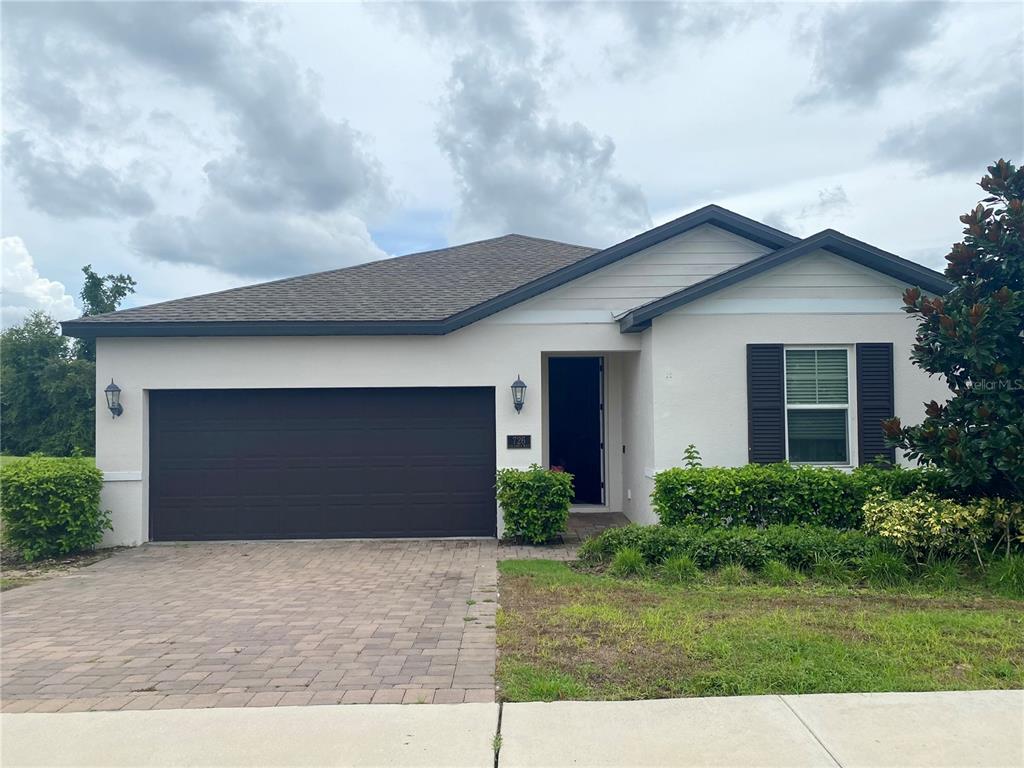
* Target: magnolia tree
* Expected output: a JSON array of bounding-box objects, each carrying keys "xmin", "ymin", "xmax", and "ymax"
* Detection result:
[{"xmin": 884, "ymin": 159, "xmax": 1023, "ymax": 499}]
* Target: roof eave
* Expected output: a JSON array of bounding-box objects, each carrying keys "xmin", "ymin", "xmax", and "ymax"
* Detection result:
[{"xmin": 59, "ymin": 319, "xmax": 453, "ymax": 339}]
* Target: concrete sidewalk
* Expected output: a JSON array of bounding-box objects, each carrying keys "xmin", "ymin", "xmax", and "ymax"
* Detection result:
[
  {"xmin": 0, "ymin": 702, "xmax": 496, "ymax": 767},
  {"xmin": 2, "ymin": 690, "xmax": 1021, "ymax": 767},
  {"xmin": 499, "ymin": 691, "xmax": 1024, "ymax": 768}
]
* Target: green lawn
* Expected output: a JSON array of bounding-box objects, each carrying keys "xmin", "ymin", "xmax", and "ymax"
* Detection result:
[
  {"xmin": 497, "ymin": 560, "xmax": 1024, "ymax": 702},
  {"xmin": 0, "ymin": 455, "xmax": 95, "ymax": 466}
]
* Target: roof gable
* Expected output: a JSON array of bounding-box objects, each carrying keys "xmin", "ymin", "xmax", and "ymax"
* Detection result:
[
  {"xmin": 489, "ymin": 223, "xmax": 775, "ymax": 320},
  {"xmin": 617, "ymin": 229, "xmax": 953, "ymax": 332}
]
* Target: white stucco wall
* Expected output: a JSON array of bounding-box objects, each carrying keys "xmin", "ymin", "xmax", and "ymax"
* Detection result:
[
  {"xmin": 620, "ymin": 336, "xmax": 655, "ymax": 524},
  {"xmin": 95, "ymin": 322, "xmax": 643, "ymax": 545},
  {"xmin": 494, "ymin": 224, "xmax": 771, "ymax": 321},
  {"xmin": 91, "ymin": 242, "xmax": 949, "ymax": 542},
  {"xmin": 650, "ymin": 312, "xmax": 948, "ymax": 471},
  {"xmin": 629, "ymin": 251, "xmax": 952, "ymax": 524}
]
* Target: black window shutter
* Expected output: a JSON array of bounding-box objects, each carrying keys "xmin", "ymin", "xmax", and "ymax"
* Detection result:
[
  {"xmin": 856, "ymin": 343, "xmax": 896, "ymax": 466},
  {"xmin": 747, "ymin": 344, "xmax": 785, "ymax": 464}
]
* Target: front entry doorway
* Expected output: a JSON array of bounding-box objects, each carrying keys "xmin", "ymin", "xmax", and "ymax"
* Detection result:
[{"xmin": 548, "ymin": 356, "xmax": 604, "ymax": 505}]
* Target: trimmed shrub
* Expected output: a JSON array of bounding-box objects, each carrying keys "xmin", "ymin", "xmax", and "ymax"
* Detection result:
[
  {"xmin": 579, "ymin": 523, "xmax": 882, "ymax": 572},
  {"xmin": 862, "ymin": 490, "xmax": 989, "ymax": 562},
  {"xmin": 609, "ymin": 547, "xmax": 646, "ymax": 577},
  {"xmin": 497, "ymin": 465, "xmax": 573, "ymax": 544},
  {"xmin": 848, "ymin": 463, "xmax": 952, "ymax": 501},
  {"xmin": 756, "ymin": 525, "xmax": 882, "ymax": 570},
  {"xmin": 660, "ymin": 554, "xmax": 700, "ymax": 584},
  {"xmin": 0, "ymin": 456, "xmax": 110, "ymax": 561},
  {"xmin": 858, "ymin": 550, "xmax": 910, "ymax": 589},
  {"xmin": 653, "ymin": 463, "xmax": 948, "ymax": 529}
]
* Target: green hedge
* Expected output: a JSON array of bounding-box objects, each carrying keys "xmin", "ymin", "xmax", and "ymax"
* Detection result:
[
  {"xmin": 497, "ymin": 464, "xmax": 574, "ymax": 544},
  {"xmin": 1, "ymin": 456, "xmax": 110, "ymax": 561},
  {"xmin": 652, "ymin": 463, "xmax": 949, "ymax": 529},
  {"xmin": 578, "ymin": 523, "xmax": 884, "ymax": 571}
]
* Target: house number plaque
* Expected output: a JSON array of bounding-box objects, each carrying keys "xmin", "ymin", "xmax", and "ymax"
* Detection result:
[{"xmin": 507, "ymin": 434, "xmax": 531, "ymax": 449}]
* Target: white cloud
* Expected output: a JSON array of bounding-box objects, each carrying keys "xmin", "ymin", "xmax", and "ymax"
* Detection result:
[
  {"xmin": 1, "ymin": 237, "xmax": 79, "ymax": 327},
  {"xmin": 130, "ymin": 201, "xmax": 387, "ymax": 278},
  {"xmin": 436, "ymin": 49, "xmax": 650, "ymax": 247},
  {"xmin": 2, "ymin": 1, "xmax": 1022, "ymax": 307},
  {"xmin": 878, "ymin": 80, "xmax": 1024, "ymax": 175},
  {"xmin": 3, "ymin": 2, "xmax": 390, "ymax": 280},
  {"xmin": 4, "ymin": 132, "xmax": 156, "ymax": 220},
  {"xmin": 762, "ymin": 186, "xmax": 852, "ymax": 235},
  {"xmin": 797, "ymin": 2, "xmax": 948, "ymax": 106}
]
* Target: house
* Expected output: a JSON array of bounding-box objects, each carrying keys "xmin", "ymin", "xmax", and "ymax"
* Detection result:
[{"xmin": 62, "ymin": 205, "xmax": 952, "ymax": 546}]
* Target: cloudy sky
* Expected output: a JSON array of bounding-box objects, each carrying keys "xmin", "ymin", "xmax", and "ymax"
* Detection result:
[{"xmin": 2, "ymin": 1, "xmax": 1022, "ymax": 326}]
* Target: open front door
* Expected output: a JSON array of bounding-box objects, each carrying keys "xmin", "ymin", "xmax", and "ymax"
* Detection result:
[{"xmin": 548, "ymin": 356, "xmax": 604, "ymax": 504}]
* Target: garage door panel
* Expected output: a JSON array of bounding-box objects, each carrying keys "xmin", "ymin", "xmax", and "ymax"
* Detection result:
[{"xmin": 149, "ymin": 388, "xmax": 496, "ymax": 540}]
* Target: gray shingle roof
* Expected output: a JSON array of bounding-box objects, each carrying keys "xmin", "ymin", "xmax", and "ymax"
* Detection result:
[
  {"xmin": 63, "ymin": 234, "xmax": 597, "ymax": 333},
  {"xmin": 64, "ymin": 205, "xmax": 859, "ymax": 339}
]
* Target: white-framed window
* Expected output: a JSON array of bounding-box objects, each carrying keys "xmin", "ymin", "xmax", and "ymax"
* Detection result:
[{"xmin": 784, "ymin": 347, "xmax": 850, "ymax": 464}]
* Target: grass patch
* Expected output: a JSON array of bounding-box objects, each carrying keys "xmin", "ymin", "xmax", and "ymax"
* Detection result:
[
  {"xmin": 858, "ymin": 550, "xmax": 911, "ymax": 589},
  {"xmin": 609, "ymin": 547, "xmax": 646, "ymax": 578},
  {"xmin": 986, "ymin": 555, "xmax": 1024, "ymax": 599},
  {"xmin": 762, "ymin": 560, "xmax": 804, "ymax": 587},
  {"xmin": 496, "ymin": 559, "xmax": 1024, "ymax": 702},
  {"xmin": 811, "ymin": 553, "xmax": 854, "ymax": 585},
  {"xmin": 660, "ymin": 554, "xmax": 700, "ymax": 585},
  {"xmin": 717, "ymin": 563, "xmax": 751, "ymax": 585},
  {"xmin": 498, "ymin": 558, "xmax": 593, "ymax": 585},
  {"xmin": 920, "ymin": 558, "xmax": 964, "ymax": 593},
  {"xmin": 499, "ymin": 663, "xmax": 591, "ymax": 701}
]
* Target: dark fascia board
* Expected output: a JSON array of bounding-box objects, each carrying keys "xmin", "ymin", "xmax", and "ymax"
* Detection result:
[
  {"xmin": 59, "ymin": 319, "xmax": 452, "ymax": 338},
  {"xmin": 618, "ymin": 229, "xmax": 953, "ymax": 333},
  {"xmin": 61, "ymin": 204, "xmax": 800, "ymax": 339}
]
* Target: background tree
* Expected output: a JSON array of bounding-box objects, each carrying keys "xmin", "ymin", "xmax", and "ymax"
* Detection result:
[
  {"xmin": 40, "ymin": 357, "xmax": 97, "ymax": 454},
  {"xmin": 75, "ymin": 264, "xmax": 136, "ymax": 361},
  {"xmin": 884, "ymin": 159, "xmax": 1024, "ymax": 498},
  {"xmin": 1, "ymin": 265, "xmax": 136, "ymax": 456},
  {"xmin": 0, "ymin": 312, "xmax": 91, "ymax": 454}
]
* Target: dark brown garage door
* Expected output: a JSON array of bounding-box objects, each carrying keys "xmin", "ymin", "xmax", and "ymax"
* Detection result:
[{"xmin": 149, "ymin": 388, "xmax": 496, "ymax": 540}]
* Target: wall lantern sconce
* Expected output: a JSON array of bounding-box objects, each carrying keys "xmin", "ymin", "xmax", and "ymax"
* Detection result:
[
  {"xmin": 511, "ymin": 374, "xmax": 527, "ymax": 414},
  {"xmin": 104, "ymin": 379, "xmax": 123, "ymax": 418}
]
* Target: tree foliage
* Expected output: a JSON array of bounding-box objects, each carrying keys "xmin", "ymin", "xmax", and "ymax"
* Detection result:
[
  {"xmin": 2, "ymin": 265, "xmax": 136, "ymax": 456},
  {"xmin": 0, "ymin": 312, "xmax": 92, "ymax": 455},
  {"xmin": 75, "ymin": 264, "xmax": 136, "ymax": 361},
  {"xmin": 884, "ymin": 159, "xmax": 1024, "ymax": 498}
]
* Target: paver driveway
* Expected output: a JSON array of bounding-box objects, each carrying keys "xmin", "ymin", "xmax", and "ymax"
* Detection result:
[{"xmin": 1, "ymin": 540, "xmax": 497, "ymax": 713}]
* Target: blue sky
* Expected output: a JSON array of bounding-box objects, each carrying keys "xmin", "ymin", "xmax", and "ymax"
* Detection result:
[{"xmin": 2, "ymin": 1, "xmax": 1022, "ymax": 325}]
